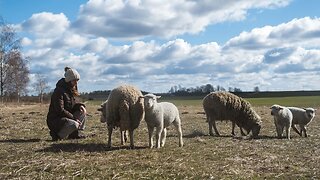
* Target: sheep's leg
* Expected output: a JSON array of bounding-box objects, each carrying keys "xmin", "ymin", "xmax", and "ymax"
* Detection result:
[
  {"xmin": 300, "ymin": 125, "xmax": 308, "ymax": 137},
  {"xmin": 208, "ymin": 117, "xmax": 219, "ymax": 136},
  {"xmin": 212, "ymin": 121, "xmax": 220, "ymax": 136},
  {"xmin": 239, "ymin": 127, "xmax": 246, "ymax": 136},
  {"xmin": 291, "ymin": 124, "xmax": 302, "ymax": 136},
  {"xmin": 275, "ymin": 124, "xmax": 282, "ymax": 139},
  {"xmin": 129, "ymin": 130, "xmax": 134, "ymax": 149},
  {"xmin": 147, "ymin": 126, "xmax": 154, "ymax": 148},
  {"xmin": 120, "ymin": 130, "xmax": 126, "ymax": 145},
  {"xmin": 231, "ymin": 121, "xmax": 236, "ymax": 136},
  {"xmin": 173, "ymin": 120, "xmax": 183, "ymax": 147},
  {"xmin": 160, "ymin": 128, "xmax": 167, "ymax": 147},
  {"xmin": 207, "ymin": 116, "xmax": 214, "ymax": 136},
  {"xmin": 279, "ymin": 126, "xmax": 285, "ymax": 139},
  {"xmin": 124, "ymin": 130, "xmax": 127, "ymax": 142},
  {"xmin": 285, "ymin": 126, "xmax": 290, "ymax": 140},
  {"xmin": 155, "ymin": 126, "xmax": 163, "ymax": 148},
  {"xmin": 107, "ymin": 126, "xmax": 113, "ymax": 148},
  {"xmin": 208, "ymin": 120, "xmax": 214, "ymax": 136}
]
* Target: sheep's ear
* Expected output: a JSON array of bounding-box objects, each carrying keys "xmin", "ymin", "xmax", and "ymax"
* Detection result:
[
  {"xmin": 97, "ymin": 108, "xmax": 102, "ymax": 111},
  {"xmin": 156, "ymin": 96, "xmax": 161, "ymax": 99},
  {"xmin": 139, "ymin": 96, "xmax": 145, "ymax": 99}
]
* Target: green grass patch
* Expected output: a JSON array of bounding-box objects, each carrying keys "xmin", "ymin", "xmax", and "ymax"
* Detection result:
[{"xmin": 246, "ymin": 96, "xmax": 320, "ymax": 107}]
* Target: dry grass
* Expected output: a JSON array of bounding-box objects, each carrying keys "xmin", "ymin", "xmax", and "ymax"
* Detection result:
[{"xmin": 0, "ymin": 102, "xmax": 319, "ymax": 179}]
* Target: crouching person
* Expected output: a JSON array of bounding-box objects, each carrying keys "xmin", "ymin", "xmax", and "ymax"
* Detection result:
[{"xmin": 46, "ymin": 67, "xmax": 87, "ymax": 141}]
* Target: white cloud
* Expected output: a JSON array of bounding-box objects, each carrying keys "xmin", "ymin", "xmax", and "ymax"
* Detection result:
[
  {"xmin": 21, "ymin": 12, "xmax": 70, "ymax": 38},
  {"xmin": 225, "ymin": 17, "xmax": 320, "ymax": 50},
  {"xmin": 72, "ymin": 0, "xmax": 291, "ymax": 39},
  {"xmin": 21, "ymin": 37, "xmax": 32, "ymax": 46}
]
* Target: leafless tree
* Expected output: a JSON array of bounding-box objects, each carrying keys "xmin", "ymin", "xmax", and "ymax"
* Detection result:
[
  {"xmin": 4, "ymin": 50, "xmax": 29, "ymax": 102},
  {"xmin": 34, "ymin": 73, "xmax": 50, "ymax": 103},
  {"xmin": 1, "ymin": 17, "xmax": 22, "ymax": 102}
]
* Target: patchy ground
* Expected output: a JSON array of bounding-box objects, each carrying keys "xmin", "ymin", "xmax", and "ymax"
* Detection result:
[{"xmin": 0, "ymin": 102, "xmax": 319, "ymax": 179}]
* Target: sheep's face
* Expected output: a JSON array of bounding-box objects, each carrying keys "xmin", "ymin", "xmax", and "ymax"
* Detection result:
[
  {"xmin": 270, "ymin": 105, "xmax": 283, "ymax": 116},
  {"xmin": 251, "ymin": 123, "xmax": 261, "ymax": 138},
  {"xmin": 305, "ymin": 108, "xmax": 316, "ymax": 119},
  {"xmin": 98, "ymin": 100, "xmax": 108, "ymax": 123},
  {"xmin": 143, "ymin": 94, "xmax": 160, "ymax": 109}
]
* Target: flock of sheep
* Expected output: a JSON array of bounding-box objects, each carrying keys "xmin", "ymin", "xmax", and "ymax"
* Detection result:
[{"xmin": 97, "ymin": 84, "xmax": 317, "ymax": 148}]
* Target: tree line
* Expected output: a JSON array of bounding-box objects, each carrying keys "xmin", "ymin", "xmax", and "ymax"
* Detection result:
[{"xmin": 167, "ymin": 84, "xmax": 245, "ymax": 96}]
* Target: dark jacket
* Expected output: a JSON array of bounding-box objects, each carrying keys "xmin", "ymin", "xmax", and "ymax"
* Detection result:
[{"xmin": 46, "ymin": 78, "xmax": 80, "ymax": 135}]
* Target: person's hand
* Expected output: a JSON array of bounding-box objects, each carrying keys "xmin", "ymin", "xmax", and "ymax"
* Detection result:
[{"xmin": 75, "ymin": 119, "xmax": 82, "ymax": 127}]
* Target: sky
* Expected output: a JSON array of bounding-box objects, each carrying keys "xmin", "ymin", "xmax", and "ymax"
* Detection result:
[{"xmin": 1, "ymin": 0, "xmax": 320, "ymax": 94}]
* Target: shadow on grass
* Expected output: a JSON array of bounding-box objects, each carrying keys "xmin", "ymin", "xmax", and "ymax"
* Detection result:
[
  {"xmin": 183, "ymin": 130, "xmax": 207, "ymax": 138},
  {"xmin": 231, "ymin": 135, "xmax": 279, "ymax": 140},
  {"xmin": 182, "ymin": 130, "xmax": 237, "ymax": 138},
  {"xmin": 0, "ymin": 138, "xmax": 41, "ymax": 143},
  {"xmin": 36, "ymin": 143, "xmax": 148, "ymax": 153}
]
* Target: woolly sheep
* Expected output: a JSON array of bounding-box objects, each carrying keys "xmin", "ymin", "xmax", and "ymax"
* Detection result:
[
  {"xmin": 287, "ymin": 107, "xmax": 316, "ymax": 137},
  {"xmin": 140, "ymin": 93, "xmax": 183, "ymax": 148},
  {"xmin": 98, "ymin": 85, "xmax": 144, "ymax": 148},
  {"xmin": 270, "ymin": 104, "xmax": 293, "ymax": 139},
  {"xmin": 203, "ymin": 91, "xmax": 262, "ymax": 138}
]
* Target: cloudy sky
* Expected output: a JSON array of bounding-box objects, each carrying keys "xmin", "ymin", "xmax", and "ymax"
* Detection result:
[{"xmin": 1, "ymin": 0, "xmax": 320, "ymax": 93}]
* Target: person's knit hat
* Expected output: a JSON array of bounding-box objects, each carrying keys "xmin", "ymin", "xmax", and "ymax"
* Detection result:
[{"xmin": 64, "ymin": 67, "xmax": 80, "ymax": 82}]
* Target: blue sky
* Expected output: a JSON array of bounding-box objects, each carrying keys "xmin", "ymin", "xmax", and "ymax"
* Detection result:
[{"xmin": 1, "ymin": 0, "xmax": 320, "ymax": 93}]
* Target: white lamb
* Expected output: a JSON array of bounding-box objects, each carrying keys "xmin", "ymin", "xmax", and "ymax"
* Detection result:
[
  {"xmin": 288, "ymin": 107, "xmax": 316, "ymax": 137},
  {"xmin": 270, "ymin": 104, "xmax": 293, "ymax": 139},
  {"xmin": 141, "ymin": 93, "xmax": 183, "ymax": 148}
]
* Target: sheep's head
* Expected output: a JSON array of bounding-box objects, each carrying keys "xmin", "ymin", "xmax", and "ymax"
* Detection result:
[
  {"xmin": 304, "ymin": 108, "xmax": 316, "ymax": 120},
  {"xmin": 140, "ymin": 93, "xmax": 161, "ymax": 109},
  {"xmin": 270, "ymin": 104, "xmax": 283, "ymax": 116},
  {"xmin": 251, "ymin": 122, "xmax": 261, "ymax": 138},
  {"xmin": 97, "ymin": 100, "xmax": 108, "ymax": 123}
]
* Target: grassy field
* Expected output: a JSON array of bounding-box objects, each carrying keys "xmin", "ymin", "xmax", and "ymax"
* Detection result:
[{"xmin": 0, "ymin": 96, "xmax": 319, "ymax": 179}]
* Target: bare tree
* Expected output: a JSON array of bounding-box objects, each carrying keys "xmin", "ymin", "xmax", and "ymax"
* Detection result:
[
  {"xmin": 34, "ymin": 73, "xmax": 50, "ymax": 103},
  {"xmin": 4, "ymin": 50, "xmax": 29, "ymax": 102},
  {"xmin": 254, "ymin": 86, "xmax": 260, "ymax": 93},
  {"xmin": 1, "ymin": 17, "xmax": 22, "ymax": 102}
]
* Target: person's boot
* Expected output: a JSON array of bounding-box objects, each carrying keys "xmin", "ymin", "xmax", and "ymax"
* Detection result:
[
  {"xmin": 50, "ymin": 131, "xmax": 61, "ymax": 141},
  {"xmin": 68, "ymin": 130, "xmax": 86, "ymax": 139}
]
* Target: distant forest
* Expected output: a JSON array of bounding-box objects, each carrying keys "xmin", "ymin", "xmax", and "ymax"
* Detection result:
[{"xmin": 80, "ymin": 84, "xmax": 320, "ymax": 101}]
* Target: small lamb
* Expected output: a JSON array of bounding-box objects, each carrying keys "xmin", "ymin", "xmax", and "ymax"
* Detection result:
[
  {"xmin": 288, "ymin": 107, "xmax": 316, "ymax": 137},
  {"xmin": 270, "ymin": 104, "xmax": 293, "ymax": 139},
  {"xmin": 141, "ymin": 93, "xmax": 183, "ymax": 148}
]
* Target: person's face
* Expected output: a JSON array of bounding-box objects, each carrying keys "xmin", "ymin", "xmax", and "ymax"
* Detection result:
[{"xmin": 70, "ymin": 80, "xmax": 78, "ymax": 87}]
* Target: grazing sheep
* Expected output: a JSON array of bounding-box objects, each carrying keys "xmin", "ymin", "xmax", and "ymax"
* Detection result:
[
  {"xmin": 270, "ymin": 104, "xmax": 293, "ymax": 139},
  {"xmin": 141, "ymin": 93, "xmax": 183, "ymax": 148},
  {"xmin": 98, "ymin": 85, "xmax": 144, "ymax": 148},
  {"xmin": 203, "ymin": 91, "xmax": 261, "ymax": 138},
  {"xmin": 287, "ymin": 107, "xmax": 316, "ymax": 137}
]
